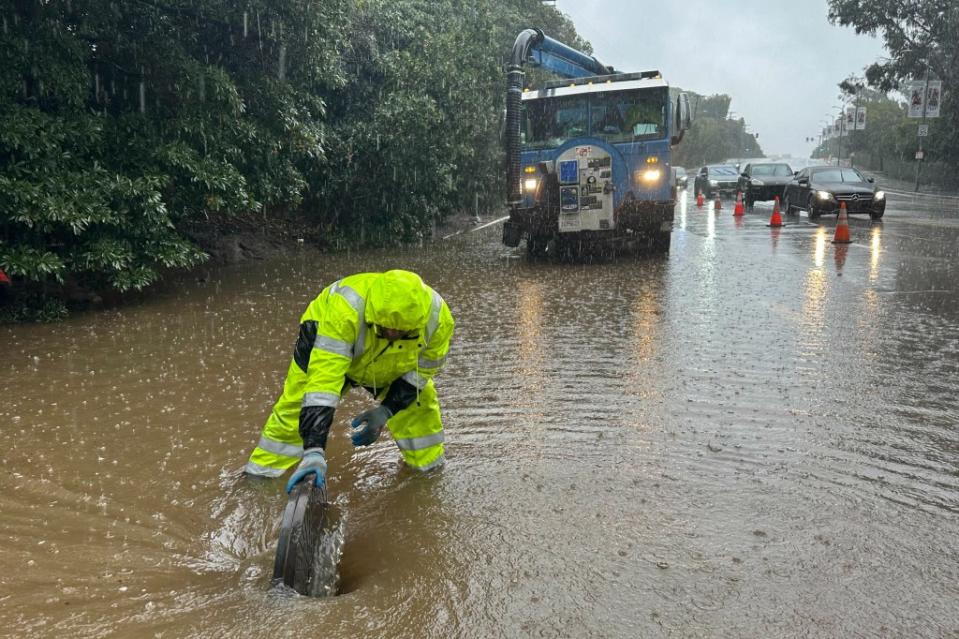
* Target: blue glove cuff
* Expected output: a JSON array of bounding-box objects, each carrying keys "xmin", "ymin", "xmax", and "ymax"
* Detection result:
[{"xmin": 285, "ymin": 448, "xmax": 327, "ymax": 493}]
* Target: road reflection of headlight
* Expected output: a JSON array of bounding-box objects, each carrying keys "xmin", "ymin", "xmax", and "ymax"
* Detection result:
[
  {"xmin": 874, "ymin": 190, "xmax": 885, "ymax": 200},
  {"xmin": 814, "ymin": 227, "xmax": 827, "ymax": 267},
  {"xmin": 817, "ymin": 190, "xmax": 832, "ymax": 200},
  {"xmin": 523, "ymin": 178, "xmax": 538, "ymax": 193}
]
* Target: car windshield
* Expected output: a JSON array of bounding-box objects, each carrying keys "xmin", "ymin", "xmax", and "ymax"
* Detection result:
[
  {"xmin": 751, "ymin": 164, "xmax": 793, "ymax": 177},
  {"xmin": 676, "ymin": 167, "xmax": 686, "ymax": 176},
  {"xmin": 812, "ymin": 168, "xmax": 867, "ymax": 182},
  {"xmin": 710, "ymin": 166, "xmax": 738, "ymax": 176}
]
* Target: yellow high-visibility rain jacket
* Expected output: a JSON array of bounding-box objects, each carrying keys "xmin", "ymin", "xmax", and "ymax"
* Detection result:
[{"xmin": 246, "ymin": 270, "xmax": 454, "ymax": 475}]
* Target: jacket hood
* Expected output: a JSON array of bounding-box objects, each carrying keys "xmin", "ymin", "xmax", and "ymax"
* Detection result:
[{"xmin": 366, "ymin": 270, "xmax": 431, "ymax": 331}]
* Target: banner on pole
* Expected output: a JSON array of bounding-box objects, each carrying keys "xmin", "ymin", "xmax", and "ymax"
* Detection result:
[
  {"xmin": 907, "ymin": 82, "xmax": 925, "ymax": 118},
  {"xmin": 855, "ymin": 107, "xmax": 867, "ymax": 130},
  {"xmin": 925, "ymin": 81, "xmax": 942, "ymax": 118},
  {"xmin": 906, "ymin": 80, "xmax": 943, "ymax": 118}
]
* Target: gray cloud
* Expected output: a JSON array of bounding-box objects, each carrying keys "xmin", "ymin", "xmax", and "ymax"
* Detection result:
[{"xmin": 554, "ymin": 0, "xmax": 886, "ymax": 157}]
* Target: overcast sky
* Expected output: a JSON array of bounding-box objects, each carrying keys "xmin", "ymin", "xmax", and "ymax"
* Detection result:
[{"xmin": 553, "ymin": 0, "xmax": 887, "ymax": 158}]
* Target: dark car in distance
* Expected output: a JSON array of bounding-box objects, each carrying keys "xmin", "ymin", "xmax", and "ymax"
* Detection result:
[
  {"xmin": 693, "ymin": 164, "xmax": 739, "ymax": 198},
  {"xmin": 737, "ymin": 162, "xmax": 793, "ymax": 209},
  {"xmin": 782, "ymin": 166, "xmax": 886, "ymax": 220}
]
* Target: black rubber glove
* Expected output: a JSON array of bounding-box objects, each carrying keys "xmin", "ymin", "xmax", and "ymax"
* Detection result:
[{"xmin": 298, "ymin": 405, "xmax": 335, "ymax": 450}]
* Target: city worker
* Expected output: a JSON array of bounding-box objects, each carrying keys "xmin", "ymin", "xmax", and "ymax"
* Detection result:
[{"xmin": 245, "ymin": 270, "xmax": 455, "ymax": 492}]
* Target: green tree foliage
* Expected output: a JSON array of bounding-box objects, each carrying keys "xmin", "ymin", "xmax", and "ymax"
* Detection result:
[{"xmin": 1, "ymin": 0, "xmax": 348, "ymax": 306}]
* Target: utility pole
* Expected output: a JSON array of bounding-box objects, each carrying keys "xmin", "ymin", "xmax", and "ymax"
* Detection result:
[
  {"xmin": 851, "ymin": 86, "xmax": 861, "ymax": 168},
  {"xmin": 915, "ymin": 69, "xmax": 929, "ymax": 192},
  {"xmin": 836, "ymin": 105, "xmax": 845, "ymax": 167}
]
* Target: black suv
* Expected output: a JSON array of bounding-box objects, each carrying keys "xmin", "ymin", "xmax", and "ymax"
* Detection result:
[
  {"xmin": 737, "ymin": 162, "xmax": 793, "ymax": 209},
  {"xmin": 693, "ymin": 164, "xmax": 739, "ymax": 198}
]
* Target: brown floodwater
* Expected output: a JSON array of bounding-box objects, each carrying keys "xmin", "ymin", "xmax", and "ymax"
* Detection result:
[{"xmin": 2, "ymin": 190, "xmax": 958, "ymax": 637}]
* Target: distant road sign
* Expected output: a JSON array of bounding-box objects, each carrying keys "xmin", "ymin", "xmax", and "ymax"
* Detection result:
[
  {"xmin": 915, "ymin": 150, "xmax": 925, "ymax": 160},
  {"xmin": 918, "ymin": 124, "xmax": 929, "ymax": 137}
]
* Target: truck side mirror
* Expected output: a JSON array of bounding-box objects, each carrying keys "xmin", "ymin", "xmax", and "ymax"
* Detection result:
[
  {"xmin": 679, "ymin": 93, "xmax": 691, "ymax": 130},
  {"xmin": 670, "ymin": 93, "xmax": 692, "ymax": 146}
]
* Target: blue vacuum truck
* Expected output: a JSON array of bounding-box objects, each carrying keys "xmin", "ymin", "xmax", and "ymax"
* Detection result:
[{"xmin": 502, "ymin": 28, "xmax": 691, "ymax": 255}]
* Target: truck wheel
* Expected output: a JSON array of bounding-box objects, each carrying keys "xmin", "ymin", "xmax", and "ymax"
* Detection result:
[
  {"xmin": 502, "ymin": 221, "xmax": 522, "ymax": 248},
  {"xmin": 526, "ymin": 235, "xmax": 549, "ymax": 258},
  {"xmin": 651, "ymin": 231, "xmax": 671, "ymax": 253}
]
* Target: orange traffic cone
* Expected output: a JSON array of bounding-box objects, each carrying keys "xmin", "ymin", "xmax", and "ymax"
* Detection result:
[
  {"xmin": 696, "ymin": 190, "xmax": 705, "ymax": 208},
  {"xmin": 733, "ymin": 191, "xmax": 745, "ymax": 216},
  {"xmin": 714, "ymin": 194, "xmax": 722, "ymax": 211},
  {"xmin": 766, "ymin": 196, "xmax": 784, "ymax": 227},
  {"xmin": 832, "ymin": 202, "xmax": 852, "ymax": 244}
]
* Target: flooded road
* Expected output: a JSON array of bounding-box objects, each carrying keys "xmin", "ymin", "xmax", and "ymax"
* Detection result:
[{"xmin": 2, "ymin": 188, "xmax": 958, "ymax": 638}]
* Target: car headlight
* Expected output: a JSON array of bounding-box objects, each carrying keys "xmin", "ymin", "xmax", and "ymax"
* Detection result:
[
  {"xmin": 816, "ymin": 190, "xmax": 832, "ymax": 200},
  {"xmin": 874, "ymin": 190, "xmax": 885, "ymax": 200},
  {"xmin": 751, "ymin": 179, "xmax": 765, "ymax": 186},
  {"xmin": 523, "ymin": 178, "xmax": 538, "ymax": 194},
  {"xmin": 709, "ymin": 179, "xmax": 718, "ymax": 186}
]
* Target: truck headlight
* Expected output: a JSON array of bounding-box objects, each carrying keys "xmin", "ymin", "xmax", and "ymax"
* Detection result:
[
  {"xmin": 874, "ymin": 190, "xmax": 885, "ymax": 200},
  {"xmin": 638, "ymin": 168, "xmax": 661, "ymax": 184},
  {"xmin": 709, "ymin": 179, "xmax": 718, "ymax": 186},
  {"xmin": 523, "ymin": 178, "xmax": 538, "ymax": 194},
  {"xmin": 817, "ymin": 190, "xmax": 832, "ymax": 200}
]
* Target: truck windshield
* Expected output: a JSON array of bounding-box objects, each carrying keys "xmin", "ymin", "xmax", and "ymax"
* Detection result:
[
  {"xmin": 522, "ymin": 87, "xmax": 667, "ymax": 150},
  {"xmin": 522, "ymin": 96, "xmax": 588, "ymax": 150},
  {"xmin": 590, "ymin": 88, "xmax": 666, "ymax": 143}
]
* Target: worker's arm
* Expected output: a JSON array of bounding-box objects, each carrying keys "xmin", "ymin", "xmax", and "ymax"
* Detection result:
[{"xmin": 298, "ymin": 290, "xmax": 360, "ymax": 449}]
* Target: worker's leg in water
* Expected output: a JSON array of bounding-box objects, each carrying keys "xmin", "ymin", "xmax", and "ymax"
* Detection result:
[
  {"xmin": 246, "ymin": 359, "xmax": 307, "ymax": 477},
  {"xmin": 384, "ymin": 379, "xmax": 445, "ymax": 471}
]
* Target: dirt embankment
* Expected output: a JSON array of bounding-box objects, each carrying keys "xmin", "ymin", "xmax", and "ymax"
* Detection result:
[
  {"xmin": 187, "ymin": 209, "xmax": 503, "ymax": 265},
  {"xmin": 183, "ymin": 210, "xmax": 326, "ymax": 265}
]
